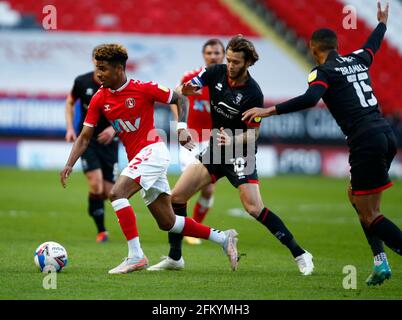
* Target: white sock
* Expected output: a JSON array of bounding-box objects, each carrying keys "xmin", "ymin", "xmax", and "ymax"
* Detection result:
[
  {"xmin": 208, "ymin": 229, "xmax": 226, "ymax": 245},
  {"xmin": 127, "ymin": 237, "xmax": 144, "ymax": 259},
  {"xmin": 169, "ymin": 215, "xmax": 185, "ymax": 234},
  {"xmin": 198, "ymin": 196, "xmax": 214, "ymax": 209}
]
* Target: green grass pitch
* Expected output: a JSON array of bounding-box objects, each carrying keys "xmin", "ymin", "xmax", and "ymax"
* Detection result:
[{"xmin": 0, "ymin": 168, "xmax": 401, "ymax": 300}]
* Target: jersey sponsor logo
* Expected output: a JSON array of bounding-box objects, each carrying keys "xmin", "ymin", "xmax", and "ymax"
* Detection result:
[
  {"xmin": 213, "ymin": 102, "xmax": 239, "ymax": 119},
  {"xmin": 157, "ymin": 84, "xmax": 169, "ymax": 92},
  {"xmin": 218, "ymin": 102, "xmax": 239, "ymax": 115},
  {"xmin": 125, "ymin": 98, "xmax": 136, "ymax": 109},
  {"xmin": 215, "ymin": 83, "xmax": 223, "ymax": 91},
  {"xmin": 110, "ymin": 117, "xmax": 141, "ymax": 133},
  {"xmin": 308, "ymin": 70, "xmax": 318, "ymax": 83},
  {"xmin": 193, "ymin": 100, "xmax": 210, "ymax": 113}
]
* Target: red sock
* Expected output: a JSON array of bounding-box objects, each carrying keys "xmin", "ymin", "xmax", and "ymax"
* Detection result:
[
  {"xmin": 193, "ymin": 202, "xmax": 209, "ymax": 223},
  {"xmin": 115, "ymin": 205, "xmax": 139, "ymax": 241},
  {"xmin": 183, "ymin": 217, "xmax": 211, "ymax": 239}
]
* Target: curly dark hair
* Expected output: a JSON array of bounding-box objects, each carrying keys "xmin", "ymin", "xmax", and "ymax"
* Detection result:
[
  {"xmin": 226, "ymin": 35, "xmax": 259, "ymax": 66},
  {"xmin": 93, "ymin": 44, "xmax": 128, "ymax": 68}
]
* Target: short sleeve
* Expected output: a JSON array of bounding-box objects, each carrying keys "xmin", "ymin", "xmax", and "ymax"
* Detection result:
[
  {"xmin": 350, "ymin": 49, "xmax": 374, "ymax": 67},
  {"xmin": 190, "ymin": 64, "xmax": 218, "ymax": 88},
  {"xmin": 83, "ymin": 90, "xmax": 103, "ymax": 127},
  {"xmin": 144, "ymin": 82, "xmax": 173, "ymax": 104},
  {"xmin": 307, "ymin": 68, "xmax": 329, "ymax": 89},
  {"xmin": 243, "ymin": 92, "xmax": 264, "ymax": 128},
  {"xmin": 71, "ymin": 77, "xmax": 80, "ymax": 100}
]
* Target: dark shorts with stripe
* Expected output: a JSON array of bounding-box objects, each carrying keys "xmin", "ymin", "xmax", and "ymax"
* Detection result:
[
  {"xmin": 349, "ymin": 130, "xmax": 397, "ymax": 195},
  {"xmin": 81, "ymin": 139, "xmax": 119, "ymax": 183},
  {"xmin": 198, "ymin": 147, "xmax": 259, "ymax": 188}
]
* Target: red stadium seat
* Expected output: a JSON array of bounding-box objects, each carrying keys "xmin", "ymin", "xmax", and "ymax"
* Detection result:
[{"xmin": 7, "ymin": 0, "xmax": 257, "ymax": 36}]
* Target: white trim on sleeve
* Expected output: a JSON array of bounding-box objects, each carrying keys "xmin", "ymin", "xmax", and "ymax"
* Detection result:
[{"xmin": 166, "ymin": 88, "xmax": 174, "ymax": 104}]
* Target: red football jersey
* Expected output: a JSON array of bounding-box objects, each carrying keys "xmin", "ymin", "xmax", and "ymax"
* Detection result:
[
  {"xmin": 84, "ymin": 79, "xmax": 172, "ymax": 161},
  {"xmin": 180, "ymin": 67, "xmax": 212, "ymax": 142}
]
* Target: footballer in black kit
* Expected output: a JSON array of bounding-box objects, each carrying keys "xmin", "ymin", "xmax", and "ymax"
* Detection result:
[
  {"xmin": 148, "ymin": 35, "xmax": 314, "ymax": 275},
  {"xmin": 65, "ymin": 66, "xmax": 118, "ymax": 242},
  {"xmin": 243, "ymin": 2, "xmax": 401, "ymax": 286},
  {"xmin": 193, "ymin": 63, "xmax": 263, "ymax": 187},
  {"xmin": 71, "ymin": 72, "xmax": 119, "ymax": 180}
]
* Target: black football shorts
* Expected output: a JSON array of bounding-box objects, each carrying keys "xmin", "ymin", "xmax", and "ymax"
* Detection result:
[
  {"xmin": 198, "ymin": 146, "xmax": 259, "ymax": 188},
  {"xmin": 349, "ymin": 130, "xmax": 397, "ymax": 195},
  {"xmin": 81, "ymin": 139, "xmax": 118, "ymax": 183}
]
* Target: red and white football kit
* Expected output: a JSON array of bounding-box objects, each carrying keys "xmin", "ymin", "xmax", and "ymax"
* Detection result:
[
  {"xmin": 84, "ymin": 79, "xmax": 173, "ymax": 205},
  {"xmin": 179, "ymin": 67, "xmax": 212, "ymax": 172}
]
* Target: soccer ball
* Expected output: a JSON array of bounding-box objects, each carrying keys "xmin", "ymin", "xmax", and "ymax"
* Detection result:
[{"xmin": 34, "ymin": 241, "xmax": 68, "ymax": 273}]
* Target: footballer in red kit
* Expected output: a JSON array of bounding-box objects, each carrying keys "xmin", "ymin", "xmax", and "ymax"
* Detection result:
[
  {"xmin": 84, "ymin": 79, "xmax": 173, "ymax": 161},
  {"xmin": 60, "ymin": 44, "xmax": 239, "ymax": 274},
  {"xmin": 150, "ymin": 39, "xmax": 225, "ymax": 271}
]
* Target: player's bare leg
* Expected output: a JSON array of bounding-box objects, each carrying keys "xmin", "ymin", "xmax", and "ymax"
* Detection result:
[
  {"xmin": 147, "ymin": 192, "xmax": 238, "ymax": 271},
  {"xmin": 148, "ymin": 162, "xmax": 238, "ymax": 271},
  {"xmin": 193, "ymin": 183, "xmax": 215, "ymax": 222},
  {"xmin": 186, "ymin": 177, "xmax": 216, "ymax": 245},
  {"xmin": 108, "ymin": 175, "xmax": 147, "ymax": 274},
  {"xmin": 149, "ymin": 162, "xmax": 211, "ymax": 270},
  {"xmin": 172, "ymin": 161, "xmax": 213, "ymax": 203},
  {"xmin": 86, "ymin": 169, "xmax": 109, "ymax": 242},
  {"xmin": 239, "ymin": 183, "xmax": 314, "ymax": 275},
  {"xmin": 351, "ymin": 190, "xmax": 402, "ymax": 285},
  {"xmin": 168, "ymin": 161, "xmax": 212, "ymax": 261}
]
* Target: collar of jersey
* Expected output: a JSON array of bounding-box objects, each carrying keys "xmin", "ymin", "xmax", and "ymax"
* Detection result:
[
  {"xmin": 109, "ymin": 78, "xmax": 130, "ymax": 93},
  {"xmin": 325, "ymin": 50, "xmax": 340, "ymax": 63}
]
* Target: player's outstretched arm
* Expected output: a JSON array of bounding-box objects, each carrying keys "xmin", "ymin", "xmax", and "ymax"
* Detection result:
[
  {"xmin": 242, "ymin": 84, "xmax": 326, "ymax": 122},
  {"xmin": 60, "ymin": 125, "xmax": 94, "ymax": 188},
  {"xmin": 359, "ymin": 1, "xmax": 389, "ymax": 61}
]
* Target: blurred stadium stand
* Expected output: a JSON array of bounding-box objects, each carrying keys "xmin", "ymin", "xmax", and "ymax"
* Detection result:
[
  {"xmin": 248, "ymin": 0, "xmax": 402, "ymax": 117},
  {"xmin": 0, "ymin": 0, "xmax": 401, "ymax": 177},
  {"xmin": 6, "ymin": 0, "xmax": 257, "ymax": 35}
]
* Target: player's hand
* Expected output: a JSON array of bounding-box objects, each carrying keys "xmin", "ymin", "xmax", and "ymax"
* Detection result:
[
  {"xmin": 97, "ymin": 126, "xmax": 116, "ymax": 145},
  {"xmin": 217, "ymin": 127, "xmax": 232, "ymax": 146},
  {"xmin": 377, "ymin": 1, "xmax": 389, "ymax": 25},
  {"xmin": 181, "ymin": 81, "xmax": 201, "ymax": 96},
  {"xmin": 178, "ymin": 128, "xmax": 195, "ymax": 151},
  {"xmin": 65, "ymin": 128, "xmax": 77, "ymax": 142},
  {"xmin": 60, "ymin": 165, "xmax": 73, "ymax": 188},
  {"xmin": 241, "ymin": 106, "xmax": 277, "ymax": 122}
]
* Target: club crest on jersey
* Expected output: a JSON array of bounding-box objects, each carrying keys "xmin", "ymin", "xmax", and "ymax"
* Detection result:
[
  {"xmin": 125, "ymin": 98, "xmax": 136, "ymax": 109},
  {"xmin": 86, "ymin": 88, "xmax": 94, "ymax": 95},
  {"xmin": 234, "ymin": 93, "xmax": 243, "ymax": 105}
]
